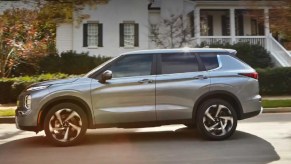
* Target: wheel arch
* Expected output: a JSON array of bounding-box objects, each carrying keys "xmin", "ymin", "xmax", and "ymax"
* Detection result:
[
  {"xmin": 193, "ymin": 90, "xmax": 244, "ymax": 121},
  {"xmin": 37, "ymin": 96, "xmax": 94, "ymax": 130}
]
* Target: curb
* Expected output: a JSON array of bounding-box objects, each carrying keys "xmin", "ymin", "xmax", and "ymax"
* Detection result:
[
  {"xmin": 262, "ymin": 107, "xmax": 291, "ymax": 113},
  {"xmin": 0, "ymin": 116, "xmax": 15, "ymax": 124},
  {"xmin": 1, "ymin": 108, "xmax": 291, "ymax": 124}
]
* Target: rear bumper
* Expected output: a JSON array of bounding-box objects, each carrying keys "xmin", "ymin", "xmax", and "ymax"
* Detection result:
[{"xmin": 240, "ymin": 107, "xmax": 263, "ymax": 120}]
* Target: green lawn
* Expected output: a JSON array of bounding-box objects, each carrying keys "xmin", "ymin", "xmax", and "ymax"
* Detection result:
[
  {"xmin": 0, "ymin": 109, "xmax": 15, "ymax": 117},
  {"xmin": 0, "ymin": 99, "xmax": 291, "ymax": 117},
  {"xmin": 262, "ymin": 99, "xmax": 291, "ymax": 108}
]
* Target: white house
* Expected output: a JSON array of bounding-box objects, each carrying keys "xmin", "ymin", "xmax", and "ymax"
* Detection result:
[
  {"xmin": 0, "ymin": 0, "xmax": 290, "ymax": 66},
  {"xmin": 57, "ymin": 0, "xmax": 149, "ymax": 57},
  {"xmin": 56, "ymin": 0, "xmax": 291, "ymax": 66}
]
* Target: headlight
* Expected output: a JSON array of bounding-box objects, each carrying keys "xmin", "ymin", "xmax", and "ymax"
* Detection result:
[
  {"xmin": 26, "ymin": 85, "xmax": 49, "ymax": 91},
  {"xmin": 24, "ymin": 95, "xmax": 32, "ymax": 109}
]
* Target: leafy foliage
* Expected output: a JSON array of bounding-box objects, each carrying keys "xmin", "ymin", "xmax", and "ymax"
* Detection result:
[
  {"xmin": 257, "ymin": 67, "xmax": 291, "ymax": 95},
  {"xmin": 0, "ymin": 73, "xmax": 72, "ymax": 103},
  {"xmin": 0, "ymin": 8, "xmax": 54, "ymax": 77},
  {"xmin": 37, "ymin": 51, "xmax": 112, "ymax": 75}
]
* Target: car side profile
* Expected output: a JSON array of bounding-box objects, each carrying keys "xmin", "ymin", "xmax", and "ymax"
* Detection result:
[{"xmin": 16, "ymin": 48, "xmax": 262, "ymax": 146}]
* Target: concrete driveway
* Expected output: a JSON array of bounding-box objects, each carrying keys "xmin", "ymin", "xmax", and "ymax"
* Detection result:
[{"xmin": 0, "ymin": 113, "xmax": 290, "ymax": 164}]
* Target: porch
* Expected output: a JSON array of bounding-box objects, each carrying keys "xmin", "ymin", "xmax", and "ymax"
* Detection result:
[{"xmin": 189, "ymin": 1, "xmax": 291, "ymax": 67}]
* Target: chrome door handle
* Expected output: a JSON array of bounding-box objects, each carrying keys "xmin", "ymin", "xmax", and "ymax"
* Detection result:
[
  {"xmin": 138, "ymin": 79, "xmax": 154, "ymax": 84},
  {"xmin": 193, "ymin": 75, "xmax": 208, "ymax": 80}
]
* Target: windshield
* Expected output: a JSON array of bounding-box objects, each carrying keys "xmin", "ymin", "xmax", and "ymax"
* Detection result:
[{"xmin": 84, "ymin": 56, "xmax": 120, "ymax": 77}]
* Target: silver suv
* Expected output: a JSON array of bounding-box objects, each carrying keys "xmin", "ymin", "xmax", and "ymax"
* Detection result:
[{"xmin": 16, "ymin": 48, "xmax": 262, "ymax": 146}]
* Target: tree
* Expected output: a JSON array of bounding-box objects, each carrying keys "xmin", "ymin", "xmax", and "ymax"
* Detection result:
[
  {"xmin": 0, "ymin": 8, "xmax": 53, "ymax": 77},
  {"xmin": 0, "ymin": 0, "xmax": 109, "ymax": 77},
  {"xmin": 246, "ymin": 0, "xmax": 291, "ymax": 39},
  {"xmin": 150, "ymin": 14, "xmax": 193, "ymax": 48}
]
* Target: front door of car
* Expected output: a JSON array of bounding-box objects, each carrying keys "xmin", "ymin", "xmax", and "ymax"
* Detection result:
[
  {"xmin": 91, "ymin": 54, "xmax": 156, "ymax": 124},
  {"xmin": 155, "ymin": 52, "xmax": 211, "ymax": 121}
]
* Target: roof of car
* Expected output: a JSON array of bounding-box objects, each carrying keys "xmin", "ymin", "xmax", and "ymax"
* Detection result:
[{"xmin": 122, "ymin": 48, "xmax": 236, "ymax": 55}]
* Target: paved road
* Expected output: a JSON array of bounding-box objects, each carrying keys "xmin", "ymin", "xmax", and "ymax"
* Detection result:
[{"xmin": 0, "ymin": 113, "xmax": 291, "ymax": 164}]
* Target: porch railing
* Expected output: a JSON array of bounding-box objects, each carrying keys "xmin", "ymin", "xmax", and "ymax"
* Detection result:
[
  {"xmin": 268, "ymin": 35, "xmax": 291, "ymax": 67},
  {"xmin": 235, "ymin": 36, "xmax": 265, "ymax": 47},
  {"xmin": 200, "ymin": 36, "xmax": 232, "ymax": 45},
  {"xmin": 199, "ymin": 36, "xmax": 266, "ymax": 47}
]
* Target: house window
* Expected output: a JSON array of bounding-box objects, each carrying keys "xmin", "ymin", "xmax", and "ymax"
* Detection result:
[
  {"xmin": 88, "ymin": 23, "xmax": 98, "ymax": 47},
  {"xmin": 124, "ymin": 23, "xmax": 135, "ymax": 47},
  {"xmin": 120, "ymin": 22, "xmax": 139, "ymax": 47},
  {"xmin": 83, "ymin": 23, "xmax": 103, "ymax": 47}
]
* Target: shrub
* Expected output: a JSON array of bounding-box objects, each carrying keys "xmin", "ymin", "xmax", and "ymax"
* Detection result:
[
  {"xmin": 38, "ymin": 51, "xmax": 112, "ymax": 75},
  {"xmin": 257, "ymin": 67, "xmax": 291, "ymax": 95},
  {"xmin": 0, "ymin": 73, "xmax": 71, "ymax": 104},
  {"xmin": 199, "ymin": 42, "xmax": 273, "ymax": 68},
  {"xmin": 10, "ymin": 51, "xmax": 112, "ymax": 77}
]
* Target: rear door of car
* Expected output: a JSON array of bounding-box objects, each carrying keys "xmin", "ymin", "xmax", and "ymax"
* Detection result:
[{"xmin": 155, "ymin": 52, "xmax": 211, "ymax": 121}]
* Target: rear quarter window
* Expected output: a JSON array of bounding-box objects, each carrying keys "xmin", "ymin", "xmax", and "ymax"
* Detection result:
[{"xmin": 199, "ymin": 53, "xmax": 219, "ymax": 70}]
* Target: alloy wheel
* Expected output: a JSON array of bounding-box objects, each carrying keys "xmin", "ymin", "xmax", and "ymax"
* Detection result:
[
  {"xmin": 48, "ymin": 108, "xmax": 83, "ymax": 142},
  {"xmin": 203, "ymin": 104, "xmax": 234, "ymax": 137}
]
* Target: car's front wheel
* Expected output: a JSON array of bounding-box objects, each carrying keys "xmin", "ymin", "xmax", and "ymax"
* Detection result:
[
  {"xmin": 44, "ymin": 103, "xmax": 88, "ymax": 146},
  {"xmin": 196, "ymin": 99, "xmax": 237, "ymax": 140}
]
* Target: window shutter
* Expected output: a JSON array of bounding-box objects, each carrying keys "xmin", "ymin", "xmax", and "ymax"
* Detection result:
[
  {"xmin": 98, "ymin": 23, "xmax": 103, "ymax": 47},
  {"xmin": 190, "ymin": 12, "xmax": 194, "ymax": 37},
  {"xmin": 207, "ymin": 15, "xmax": 213, "ymax": 36},
  {"xmin": 134, "ymin": 23, "xmax": 139, "ymax": 47},
  {"xmin": 221, "ymin": 15, "xmax": 226, "ymax": 36},
  {"xmin": 83, "ymin": 23, "xmax": 88, "ymax": 47},
  {"xmin": 238, "ymin": 14, "xmax": 244, "ymax": 36},
  {"xmin": 120, "ymin": 23, "xmax": 124, "ymax": 47}
]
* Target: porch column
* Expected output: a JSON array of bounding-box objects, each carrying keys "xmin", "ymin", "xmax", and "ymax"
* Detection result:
[
  {"xmin": 230, "ymin": 8, "xmax": 236, "ymax": 44},
  {"xmin": 264, "ymin": 8, "xmax": 270, "ymax": 50},
  {"xmin": 194, "ymin": 8, "xmax": 201, "ymax": 45}
]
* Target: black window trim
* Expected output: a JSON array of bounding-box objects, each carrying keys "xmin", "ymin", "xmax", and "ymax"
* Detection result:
[{"xmin": 90, "ymin": 54, "xmax": 157, "ymax": 80}]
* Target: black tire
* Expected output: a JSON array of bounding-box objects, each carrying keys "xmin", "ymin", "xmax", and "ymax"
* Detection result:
[
  {"xmin": 196, "ymin": 99, "xmax": 237, "ymax": 140},
  {"xmin": 44, "ymin": 103, "xmax": 88, "ymax": 146}
]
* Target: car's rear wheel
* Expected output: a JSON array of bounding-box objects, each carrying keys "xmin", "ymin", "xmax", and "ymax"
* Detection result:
[
  {"xmin": 44, "ymin": 103, "xmax": 88, "ymax": 146},
  {"xmin": 196, "ymin": 99, "xmax": 237, "ymax": 140}
]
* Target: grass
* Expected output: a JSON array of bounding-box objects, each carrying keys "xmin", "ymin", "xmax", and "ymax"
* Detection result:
[
  {"xmin": 0, "ymin": 99, "xmax": 291, "ymax": 117},
  {"xmin": 262, "ymin": 99, "xmax": 291, "ymax": 108},
  {"xmin": 0, "ymin": 109, "xmax": 15, "ymax": 117}
]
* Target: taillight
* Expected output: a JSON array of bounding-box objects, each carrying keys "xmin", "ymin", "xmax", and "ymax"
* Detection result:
[{"xmin": 239, "ymin": 72, "xmax": 258, "ymax": 79}]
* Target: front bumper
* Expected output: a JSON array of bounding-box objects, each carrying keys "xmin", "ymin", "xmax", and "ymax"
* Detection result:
[{"xmin": 15, "ymin": 107, "xmax": 39, "ymax": 132}]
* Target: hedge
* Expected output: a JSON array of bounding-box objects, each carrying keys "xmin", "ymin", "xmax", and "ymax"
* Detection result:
[
  {"xmin": 11, "ymin": 51, "xmax": 112, "ymax": 77},
  {"xmin": 0, "ymin": 73, "xmax": 71, "ymax": 104},
  {"xmin": 257, "ymin": 67, "xmax": 291, "ymax": 95}
]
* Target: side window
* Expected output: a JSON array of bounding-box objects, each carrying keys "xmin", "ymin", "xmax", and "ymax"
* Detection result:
[
  {"xmin": 161, "ymin": 53, "xmax": 199, "ymax": 74},
  {"xmin": 199, "ymin": 53, "xmax": 219, "ymax": 70},
  {"xmin": 109, "ymin": 54, "xmax": 153, "ymax": 78}
]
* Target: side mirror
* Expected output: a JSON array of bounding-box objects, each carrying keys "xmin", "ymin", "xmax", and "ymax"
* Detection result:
[{"xmin": 100, "ymin": 70, "xmax": 112, "ymax": 83}]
